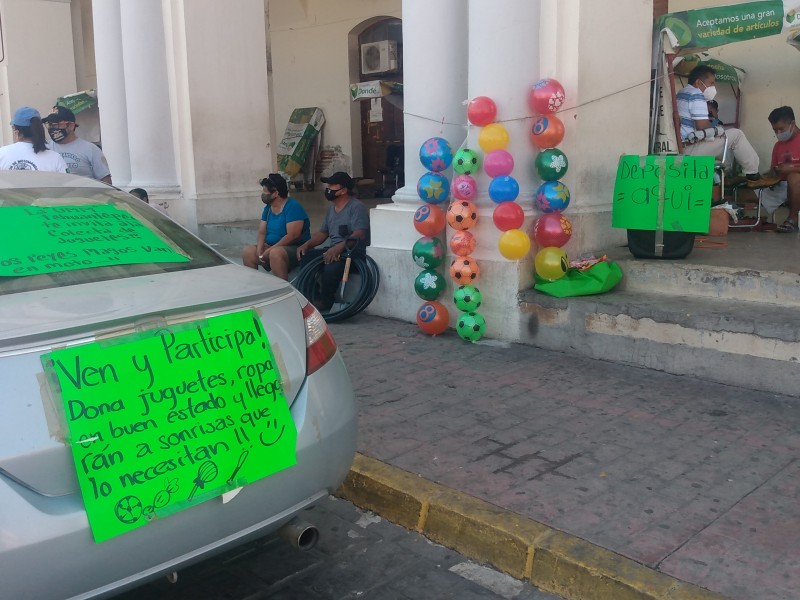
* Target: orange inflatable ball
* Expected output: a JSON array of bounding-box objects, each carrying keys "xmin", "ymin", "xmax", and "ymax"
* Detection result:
[
  {"xmin": 450, "ymin": 255, "xmax": 480, "ymax": 284},
  {"xmin": 449, "ymin": 230, "xmax": 477, "ymax": 256},
  {"xmin": 478, "ymin": 123, "xmax": 510, "ymax": 153},
  {"xmin": 447, "ymin": 200, "xmax": 478, "ymax": 231},
  {"xmin": 416, "ymin": 301, "xmax": 450, "ymax": 335},
  {"xmin": 413, "ymin": 204, "xmax": 447, "ymax": 236},
  {"xmin": 529, "ymin": 115, "xmax": 565, "ymax": 149}
]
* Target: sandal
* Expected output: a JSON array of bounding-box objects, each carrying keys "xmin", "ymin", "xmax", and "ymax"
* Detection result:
[{"xmin": 776, "ymin": 219, "xmax": 797, "ymax": 233}]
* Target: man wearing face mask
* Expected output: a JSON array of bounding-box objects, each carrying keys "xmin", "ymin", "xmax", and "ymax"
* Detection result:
[
  {"xmin": 759, "ymin": 106, "xmax": 800, "ymax": 233},
  {"xmin": 677, "ymin": 66, "xmax": 762, "ymax": 182},
  {"xmin": 43, "ymin": 106, "xmax": 112, "ymax": 184},
  {"xmin": 296, "ymin": 171, "xmax": 370, "ymax": 312},
  {"xmin": 242, "ymin": 173, "xmax": 311, "ymax": 279}
]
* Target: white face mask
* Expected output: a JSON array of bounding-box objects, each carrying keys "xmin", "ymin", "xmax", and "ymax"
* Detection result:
[
  {"xmin": 776, "ymin": 124, "xmax": 795, "ymax": 142},
  {"xmin": 702, "ymin": 84, "xmax": 717, "ymax": 102}
]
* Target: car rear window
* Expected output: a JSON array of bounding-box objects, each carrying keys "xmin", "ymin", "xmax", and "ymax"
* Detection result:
[{"xmin": 0, "ymin": 186, "xmax": 227, "ymax": 296}]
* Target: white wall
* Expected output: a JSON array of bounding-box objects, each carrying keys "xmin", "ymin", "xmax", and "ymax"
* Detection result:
[
  {"xmin": 670, "ymin": 0, "xmax": 800, "ymax": 168},
  {"xmin": 0, "ymin": 0, "xmax": 76, "ymax": 145},
  {"xmin": 269, "ymin": 0, "xmax": 401, "ymax": 175}
]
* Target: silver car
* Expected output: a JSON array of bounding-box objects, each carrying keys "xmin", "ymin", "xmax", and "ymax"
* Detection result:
[{"xmin": 0, "ymin": 171, "xmax": 357, "ymax": 599}]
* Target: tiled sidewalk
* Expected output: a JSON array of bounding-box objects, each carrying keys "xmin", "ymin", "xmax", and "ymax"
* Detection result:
[{"xmin": 330, "ymin": 314, "xmax": 800, "ymax": 600}]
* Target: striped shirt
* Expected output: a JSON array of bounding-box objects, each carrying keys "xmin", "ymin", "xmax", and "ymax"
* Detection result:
[{"xmin": 676, "ymin": 84, "xmax": 708, "ymax": 140}]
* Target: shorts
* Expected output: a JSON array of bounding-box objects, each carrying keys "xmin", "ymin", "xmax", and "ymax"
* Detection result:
[
  {"xmin": 758, "ymin": 181, "xmax": 788, "ymax": 215},
  {"xmin": 259, "ymin": 244, "xmax": 301, "ymax": 272}
]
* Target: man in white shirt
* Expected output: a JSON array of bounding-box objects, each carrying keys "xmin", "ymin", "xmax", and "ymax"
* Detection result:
[
  {"xmin": 677, "ymin": 65, "xmax": 762, "ymax": 181},
  {"xmin": 44, "ymin": 106, "xmax": 112, "ymax": 184}
]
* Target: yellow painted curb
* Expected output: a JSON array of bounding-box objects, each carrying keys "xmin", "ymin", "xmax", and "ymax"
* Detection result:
[{"xmin": 336, "ymin": 453, "xmax": 730, "ymax": 600}]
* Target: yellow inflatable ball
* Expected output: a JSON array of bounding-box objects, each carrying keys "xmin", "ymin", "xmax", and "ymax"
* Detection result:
[
  {"xmin": 497, "ymin": 229, "xmax": 531, "ymax": 260},
  {"xmin": 478, "ymin": 123, "xmax": 509, "ymax": 153},
  {"xmin": 534, "ymin": 246, "xmax": 569, "ymax": 281}
]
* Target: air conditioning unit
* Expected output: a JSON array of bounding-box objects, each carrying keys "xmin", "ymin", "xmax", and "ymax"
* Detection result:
[{"xmin": 361, "ymin": 40, "xmax": 398, "ymax": 75}]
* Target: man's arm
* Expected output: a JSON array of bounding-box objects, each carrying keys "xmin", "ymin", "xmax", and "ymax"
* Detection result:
[
  {"xmin": 297, "ymin": 230, "xmax": 329, "ymax": 260},
  {"xmin": 255, "ymin": 221, "xmax": 268, "ymax": 258}
]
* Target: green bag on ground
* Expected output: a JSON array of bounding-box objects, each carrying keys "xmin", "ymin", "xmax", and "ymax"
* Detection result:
[{"xmin": 534, "ymin": 260, "xmax": 623, "ymax": 298}]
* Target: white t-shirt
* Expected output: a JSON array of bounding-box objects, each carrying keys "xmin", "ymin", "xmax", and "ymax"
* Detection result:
[
  {"xmin": 49, "ymin": 137, "xmax": 111, "ymax": 181},
  {"xmin": 0, "ymin": 141, "xmax": 68, "ymax": 172}
]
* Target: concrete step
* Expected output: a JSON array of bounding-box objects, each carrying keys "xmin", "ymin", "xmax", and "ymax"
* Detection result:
[
  {"xmin": 519, "ymin": 288, "xmax": 800, "ymax": 398},
  {"xmin": 198, "ymin": 220, "xmax": 260, "ymax": 249},
  {"xmin": 615, "ymin": 257, "xmax": 800, "ymax": 307}
]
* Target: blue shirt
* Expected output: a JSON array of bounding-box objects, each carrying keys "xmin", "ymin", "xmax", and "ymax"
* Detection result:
[
  {"xmin": 261, "ymin": 197, "xmax": 311, "ymax": 245},
  {"xmin": 676, "ymin": 84, "xmax": 709, "ymax": 140}
]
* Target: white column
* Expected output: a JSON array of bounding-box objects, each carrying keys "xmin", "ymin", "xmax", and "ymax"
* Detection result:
[
  {"xmin": 467, "ymin": 0, "xmax": 540, "ymax": 206},
  {"xmin": 119, "ymin": 0, "xmax": 177, "ymax": 189},
  {"xmin": 392, "ymin": 0, "xmax": 469, "ymax": 206},
  {"xmin": 92, "ymin": 0, "xmax": 131, "ymax": 186}
]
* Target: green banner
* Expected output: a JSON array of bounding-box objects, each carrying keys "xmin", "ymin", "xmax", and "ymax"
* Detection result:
[
  {"xmin": 612, "ymin": 155, "xmax": 714, "ymax": 233},
  {"xmin": 0, "ymin": 205, "xmax": 188, "ymax": 277},
  {"xmin": 41, "ymin": 310, "xmax": 297, "ymax": 543},
  {"xmin": 658, "ymin": 1, "xmax": 789, "ymax": 50}
]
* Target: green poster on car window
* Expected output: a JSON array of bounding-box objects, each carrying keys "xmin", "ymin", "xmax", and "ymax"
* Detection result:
[
  {"xmin": 611, "ymin": 155, "xmax": 714, "ymax": 233},
  {"xmin": 41, "ymin": 310, "xmax": 297, "ymax": 543},
  {"xmin": 0, "ymin": 205, "xmax": 188, "ymax": 277}
]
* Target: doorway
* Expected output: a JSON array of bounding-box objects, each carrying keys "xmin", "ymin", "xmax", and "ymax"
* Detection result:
[{"xmin": 356, "ymin": 18, "xmax": 404, "ymax": 198}]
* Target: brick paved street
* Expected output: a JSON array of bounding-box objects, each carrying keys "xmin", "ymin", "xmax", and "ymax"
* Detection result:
[{"xmin": 330, "ymin": 314, "xmax": 800, "ymax": 600}]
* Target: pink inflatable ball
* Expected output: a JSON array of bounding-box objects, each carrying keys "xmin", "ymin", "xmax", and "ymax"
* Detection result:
[
  {"xmin": 451, "ymin": 174, "xmax": 478, "ymax": 200},
  {"xmin": 483, "ymin": 150, "xmax": 515, "ymax": 178},
  {"xmin": 467, "ymin": 96, "xmax": 497, "ymax": 126}
]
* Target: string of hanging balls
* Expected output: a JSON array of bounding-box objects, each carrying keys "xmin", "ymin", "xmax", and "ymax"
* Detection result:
[{"xmin": 411, "ymin": 78, "xmax": 574, "ymax": 342}]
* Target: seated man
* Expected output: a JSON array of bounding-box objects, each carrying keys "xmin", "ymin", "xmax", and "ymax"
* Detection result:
[
  {"xmin": 761, "ymin": 106, "xmax": 800, "ymax": 233},
  {"xmin": 678, "ymin": 65, "xmax": 761, "ymax": 180},
  {"xmin": 296, "ymin": 172, "xmax": 370, "ymax": 312},
  {"xmin": 242, "ymin": 174, "xmax": 311, "ymax": 280}
]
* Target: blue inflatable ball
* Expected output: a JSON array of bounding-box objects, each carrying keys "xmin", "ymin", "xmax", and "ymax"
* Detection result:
[
  {"xmin": 488, "ymin": 175, "xmax": 520, "ymax": 203},
  {"xmin": 420, "ymin": 137, "xmax": 454, "ymax": 173},
  {"xmin": 534, "ymin": 180, "xmax": 571, "ymax": 213},
  {"xmin": 417, "ymin": 172, "xmax": 450, "ymax": 204}
]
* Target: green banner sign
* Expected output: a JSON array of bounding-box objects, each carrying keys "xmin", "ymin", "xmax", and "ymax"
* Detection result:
[
  {"xmin": 0, "ymin": 205, "xmax": 188, "ymax": 277},
  {"xmin": 658, "ymin": 1, "xmax": 791, "ymax": 50},
  {"xmin": 41, "ymin": 310, "xmax": 297, "ymax": 543},
  {"xmin": 612, "ymin": 155, "xmax": 714, "ymax": 233}
]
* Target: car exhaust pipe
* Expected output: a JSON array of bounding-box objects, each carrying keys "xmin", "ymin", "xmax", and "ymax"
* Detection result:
[{"xmin": 277, "ymin": 517, "xmax": 319, "ymax": 551}]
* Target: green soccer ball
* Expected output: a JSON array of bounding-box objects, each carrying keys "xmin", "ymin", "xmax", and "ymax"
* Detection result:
[
  {"xmin": 453, "ymin": 285, "xmax": 482, "ymax": 312},
  {"xmin": 414, "ymin": 269, "xmax": 446, "ymax": 300},
  {"xmin": 453, "ymin": 148, "xmax": 481, "ymax": 175},
  {"xmin": 457, "ymin": 311, "xmax": 486, "ymax": 342}
]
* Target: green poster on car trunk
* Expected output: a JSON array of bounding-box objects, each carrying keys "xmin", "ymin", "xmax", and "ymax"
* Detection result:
[
  {"xmin": 0, "ymin": 204, "xmax": 188, "ymax": 277},
  {"xmin": 41, "ymin": 310, "xmax": 297, "ymax": 543}
]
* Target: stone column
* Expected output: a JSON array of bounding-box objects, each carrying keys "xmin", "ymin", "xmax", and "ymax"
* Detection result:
[
  {"xmin": 119, "ymin": 0, "xmax": 178, "ymax": 190},
  {"xmin": 92, "ymin": 0, "xmax": 131, "ymax": 186},
  {"xmin": 392, "ymin": 0, "xmax": 469, "ymax": 207},
  {"xmin": 366, "ymin": 0, "xmax": 469, "ymax": 323}
]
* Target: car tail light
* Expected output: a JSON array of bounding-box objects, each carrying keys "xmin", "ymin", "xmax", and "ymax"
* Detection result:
[{"xmin": 302, "ymin": 299, "xmax": 337, "ymax": 375}]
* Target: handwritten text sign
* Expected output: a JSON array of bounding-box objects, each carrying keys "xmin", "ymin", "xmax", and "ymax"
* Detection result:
[
  {"xmin": 41, "ymin": 310, "xmax": 297, "ymax": 543},
  {"xmin": 612, "ymin": 155, "xmax": 714, "ymax": 233},
  {"xmin": 0, "ymin": 204, "xmax": 188, "ymax": 277}
]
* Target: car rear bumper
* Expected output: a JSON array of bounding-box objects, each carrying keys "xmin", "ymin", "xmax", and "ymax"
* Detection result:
[{"xmin": 0, "ymin": 352, "xmax": 357, "ymax": 600}]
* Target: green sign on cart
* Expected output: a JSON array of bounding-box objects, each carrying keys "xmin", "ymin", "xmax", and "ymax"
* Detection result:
[
  {"xmin": 612, "ymin": 154, "xmax": 714, "ymax": 233},
  {"xmin": 41, "ymin": 310, "xmax": 297, "ymax": 543}
]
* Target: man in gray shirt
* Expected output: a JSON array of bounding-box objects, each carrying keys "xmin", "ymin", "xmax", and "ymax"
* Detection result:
[
  {"xmin": 44, "ymin": 106, "xmax": 112, "ymax": 184},
  {"xmin": 297, "ymin": 171, "xmax": 370, "ymax": 312}
]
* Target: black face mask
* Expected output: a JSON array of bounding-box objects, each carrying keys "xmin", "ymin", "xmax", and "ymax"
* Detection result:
[
  {"xmin": 48, "ymin": 127, "xmax": 68, "ymax": 143},
  {"xmin": 324, "ymin": 188, "xmax": 340, "ymax": 202}
]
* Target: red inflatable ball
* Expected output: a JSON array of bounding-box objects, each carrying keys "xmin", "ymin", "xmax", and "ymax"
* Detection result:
[
  {"xmin": 492, "ymin": 201, "xmax": 525, "ymax": 232},
  {"xmin": 416, "ymin": 301, "xmax": 450, "ymax": 335},
  {"xmin": 528, "ymin": 79, "xmax": 566, "ymax": 114},
  {"xmin": 467, "ymin": 96, "xmax": 497, "ymax": 127},
  {"xmin": 533, "ymin": 212, "xmax": 572, "ymax": 248},
  {"xmin": 449, "ymin": 230, "xmax": 477, "ymax": 256}
]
